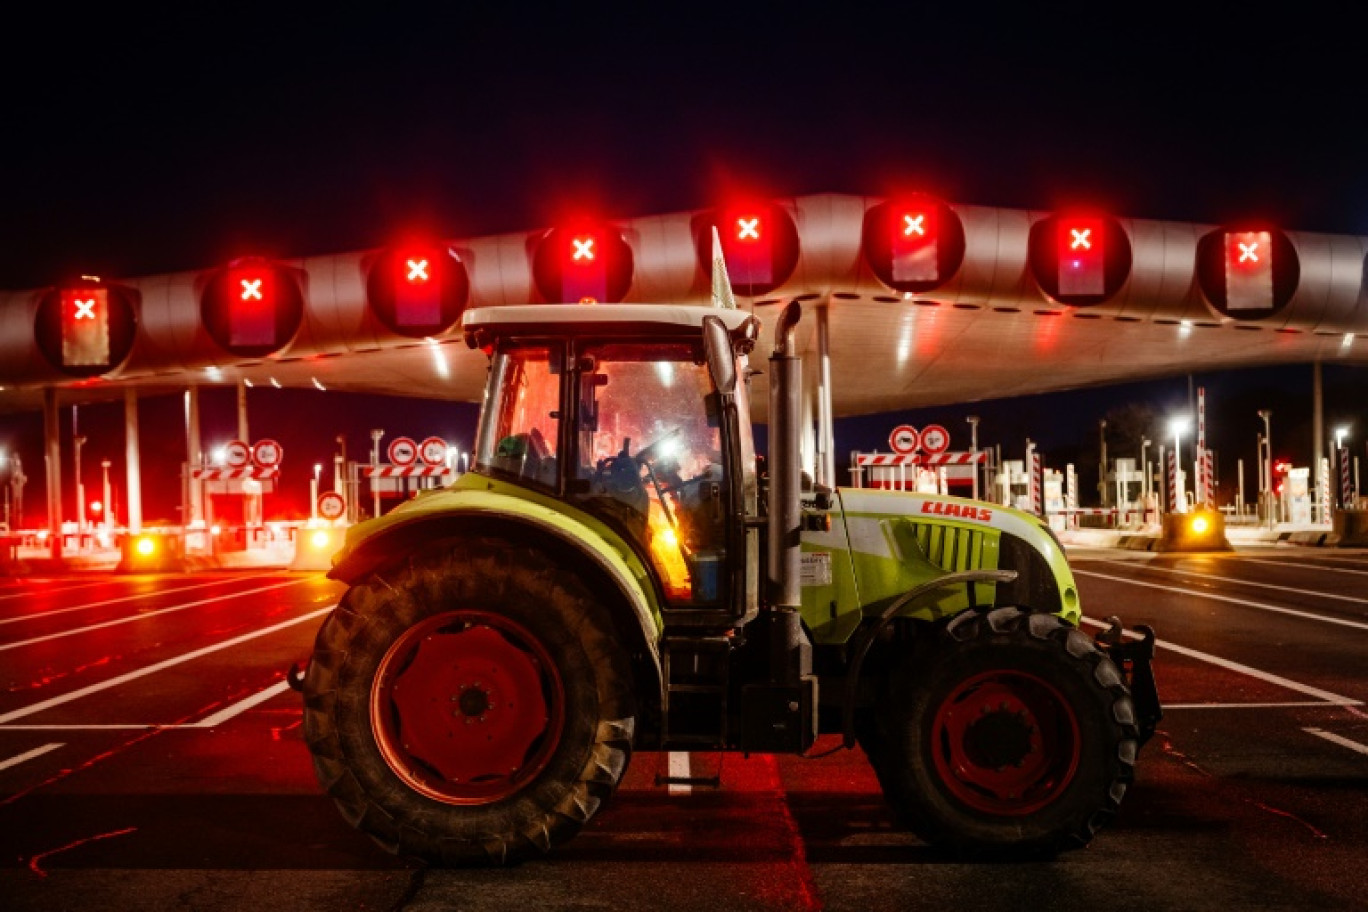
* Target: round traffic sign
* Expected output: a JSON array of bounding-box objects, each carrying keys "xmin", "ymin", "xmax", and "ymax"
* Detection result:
[
  {"xmin": 388, "ymin": 436, "xmax": 418, "ymax": 466},
  {"xmin": 419, "ymin": 436, "xmax": 448, "ymax": 467},
  {"xmin": 889, "ymin": 424, "xmax": 920, "ymax": 455},
  {"xmin": 223, "ymin": 440, "xmax": 251, "ymax": 468},
  {"xmin": 317, "ymin": 491, "xmax": 346, "ymax": 521},
  {"xmin": 252, "ymin": 438, "xmax": 283, "ymax": 468},
  {"xmin": 920, "ymin": 424, "xmax": 951, "ymax": 455}
]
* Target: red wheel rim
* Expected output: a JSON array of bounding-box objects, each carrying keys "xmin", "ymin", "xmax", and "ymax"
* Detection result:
[
  {"xmin": 929, "ymin": 670, "xmax": 1081, "ymax": 816},
  {"xmin": 371, "ymin": 610, "xmax": 565, "ymax": 805}
]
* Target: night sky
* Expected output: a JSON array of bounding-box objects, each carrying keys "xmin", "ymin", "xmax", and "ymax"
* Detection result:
[{"xmin": 3, "ymin": 6, "xmax": 1368, "ymax": 523}]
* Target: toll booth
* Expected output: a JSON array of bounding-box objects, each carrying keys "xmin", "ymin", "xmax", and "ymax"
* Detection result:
[
  {"xmin": 996, "ymin": 460, "xmax": 1032, "ymax": 512},
  {"xmin": 1109, "ymin": 459, "xmax": 1145, "ymax": 514},
  {"xmin": 185, "ymin": 462, "xmax": 278, "ymax": 553},
  {"xmin": 1284, "ymin": 467, "xmax": 1312, "ymax": 525},
  {"xmin": 1043, "ymin": 469, "xmax": 1065, "ymax": 531}
]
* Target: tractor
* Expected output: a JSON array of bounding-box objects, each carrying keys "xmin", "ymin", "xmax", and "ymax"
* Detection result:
[{"xmin": 299, "ymin": 299, "xmax": 1159, "ymax": 864}]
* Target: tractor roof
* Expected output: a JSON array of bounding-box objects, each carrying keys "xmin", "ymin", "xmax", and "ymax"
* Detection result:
[{"xmin": 462, "ymin": 304, "xmax": 760, "ymax": 349}]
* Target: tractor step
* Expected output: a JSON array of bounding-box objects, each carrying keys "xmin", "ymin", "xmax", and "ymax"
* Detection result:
[{"xmin": 662, "ymin": 635, "xmax": 733, "ymax": 748}]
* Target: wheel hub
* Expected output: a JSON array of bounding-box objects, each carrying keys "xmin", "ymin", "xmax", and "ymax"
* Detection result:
[
  {"xmin": 931, "ymin": 671, "xmax": 1080, "ymax": 816},
  {"xmin": 371, "ymin": 611, "xmax": 564, "ymax": 805}
]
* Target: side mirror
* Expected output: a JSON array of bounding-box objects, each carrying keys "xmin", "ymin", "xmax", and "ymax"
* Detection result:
[{"xmin": 702, "ymin": 316, "xmax": 736, "ymax": 395}]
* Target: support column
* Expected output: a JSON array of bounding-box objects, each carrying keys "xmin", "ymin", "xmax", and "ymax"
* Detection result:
[
  {"xmin": 186, "ymin": 385, "xmax": 203, "ymax": 525},
  {"xmin": 43, "ymin": 387, "xmax": 62, "ymax": 561},
  {"xmin": 1313, "ymin": 361, "xmax": 1324, "ymax": 521},
  {"xmin": 125, "ymin": 388, "xmax": 143, "ymax": 533},
  {"xmin": 237, "ymin": 381, "xmax": 250, "ymax": 442}
]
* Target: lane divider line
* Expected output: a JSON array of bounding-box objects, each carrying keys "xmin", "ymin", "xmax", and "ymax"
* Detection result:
[
  {"xmin": 191, "ymin": 680, "xmax": 293, "ymax": 728},
  {"xmin": 667, "ymin": 752, "xmax": 692, "ymax": 795},
  {"xmin": 0, "ymin": 742, "xmax": 63, "ymax": 772},
  {"xmin": 1240, "ymin": 557, "xmax": 1368, "ymax": 578},
  {"xmin": 1304, "ymin": 727, "xmax": 1368, "ymax": 757},
  {"xmin": 1077, "ymin": 569, "xmax": 1368, "ymax": 632},
  {"xmin": 1099, "ymin": 560, "xmax": 1368, "ymax": 607},
  {"xmin": 1079, "ymin": 616, "xmax": 1360, "ymax": 705},
  {"xmin": 0, "ymin": 605, "xmax": 333, "ymax": 725},
  {"xmin": 0, "ymin": 579, "xmax": 115, "ymax": 602},
  {"xmin": 1167, "ymin": 701, "xmax": 1364, "ymax": 710},
  {"xmin": 0, "ymin": 578, "xmax": 316, "ymax": 652},
  {"xmin": 0, "ymin": 572, "xmax": 284, "ymax": 627}
]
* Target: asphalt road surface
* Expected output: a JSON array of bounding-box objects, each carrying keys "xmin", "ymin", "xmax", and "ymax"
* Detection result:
[{"xmin": 3, "ymin": 547, "xmax": 1368, "ymax": 911}]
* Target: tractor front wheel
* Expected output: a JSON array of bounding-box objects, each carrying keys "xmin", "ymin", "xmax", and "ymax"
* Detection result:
[{"xmin": 869, "ymin": 606, "xmax": 1138, "ymax": 858}]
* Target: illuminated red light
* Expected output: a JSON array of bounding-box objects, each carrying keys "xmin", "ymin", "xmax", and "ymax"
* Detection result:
[
  {"xmin": 892, "ymin": 208, "xmax": 939, "ymax": 283},
  {"xmin": 60, "ymin": 287, "xmax": 111, "ymax": 366},
  {"xmin": 736, "ymin": 217, "xmax": 761, "ymax": 241},
  {"xmin": 1058, "ymin": 218, "xmax": 1104, "ymax": 297},
  {"xmin": 532, "ymin": 223, "xmax": 633, "ymax": 304},
  {"xmin": 226, "ymin": 267, "xmax": 275, "ymax": 347},
  {"xmin": 406, "ymin": 258, "xmax": 430, "ymax": 283},
  {"xmin": 1225, "ymin": 230, "xmax": 1273, "ymax": 311}
]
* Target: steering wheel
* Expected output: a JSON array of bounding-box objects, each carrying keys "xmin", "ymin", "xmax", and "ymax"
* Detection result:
[{"xmin": 594, "ymin": 438, "xmax": 646, "ymax": 500}]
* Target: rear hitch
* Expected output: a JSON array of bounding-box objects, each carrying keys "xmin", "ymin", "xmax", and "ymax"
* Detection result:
[{"xmin": 1095, "ymin": 616, "xmax": 1161, "ymax": 746}]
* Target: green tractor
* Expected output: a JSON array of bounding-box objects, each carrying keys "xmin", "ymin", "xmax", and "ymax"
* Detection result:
[{"xmin": 300, "ymin": 300, "xmax": 1159, "ymax": 864}]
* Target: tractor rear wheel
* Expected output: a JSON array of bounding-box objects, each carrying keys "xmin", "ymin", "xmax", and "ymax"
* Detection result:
[
  {"xmin": 302, "ymin": 538, "xmax": 635, "ymax": 864},
  {"xmin": 868, "ymin": 606, "xmax": 1137, "ymax": 858}
]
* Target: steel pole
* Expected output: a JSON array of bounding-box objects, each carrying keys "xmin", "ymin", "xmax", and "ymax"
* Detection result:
[
  {"xmin": 967, "ymin": 415, "xmax": 981, "ymax": 501},
  {"xmin": 43, "ymin": 387, "xmax": 62, "ymax": 562},
  {"xmin": 125, "ymin": 388, "xmax": 143, "ymax": 533}
]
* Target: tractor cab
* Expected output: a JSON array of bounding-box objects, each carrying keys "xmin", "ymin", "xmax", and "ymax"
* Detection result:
[{"xmin": 467, "ymin": 305, "xmax": 761, "ymax": 617}]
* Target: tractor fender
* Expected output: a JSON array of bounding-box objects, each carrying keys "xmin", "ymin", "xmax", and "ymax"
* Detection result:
[{"xmin": 328, "ymin": 492, "xmax": 665, "ymax": 710}]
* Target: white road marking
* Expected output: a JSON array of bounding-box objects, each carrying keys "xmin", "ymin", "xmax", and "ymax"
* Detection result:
[
  {"xmin": 1080, "ymin": 616, "xmax": 1360, "ymax": 705},
  {"xmin": 0, "ymin": 573, "xmax": 282, "ymax": 627},
  {"xmin": 0, "ymin": 742, "xmax": 63, "ymax": 771},
  {"xmin": 0, "ymin": 577, "xmax": 315, "ymax": 651},
  {"xmin": 191, "ymin": 680, "xmax": 293, "ymax": 728},
  {"xmin": 1100, "ymin": 560, "xmax": 1368, "ymax": 606},
  {"xmin": 0, "ymin": 606, "xmax": 333, "ymax": 725},
  {"xmin": 0, "ymin": 679, "xmax": 299, "ymax": 731},
  {"xmin": 1167, "ymin": 701, "xmax": 1364, "ymax": 710},
  {"xmin": 1240, "ymin": 557, "xmax": 1368, "ymax": 577},
  {"xmin": 667, "ymin": 751, "xmax": 691, "ymax": 795},
  {"xmin": 1077, "ymin": 569, "xmax": 1368, "ymax": 632},
  {"xmin": 0, "ymin": 579, "xmax": 112, "ymax": 602},
  {"xmin": 1304, "ymin": 727, "xmax": 1368, "ymax": 757}
]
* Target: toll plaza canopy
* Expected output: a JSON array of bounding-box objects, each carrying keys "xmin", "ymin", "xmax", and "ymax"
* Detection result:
[{"xmin": 2, "ymin": 192, "xmax": 1366, "ymax": 418}]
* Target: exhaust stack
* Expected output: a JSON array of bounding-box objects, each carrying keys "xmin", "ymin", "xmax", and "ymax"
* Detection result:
[{"xmin": 768, "ymin": 302, "xmax": 803, "ymax": 610}]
